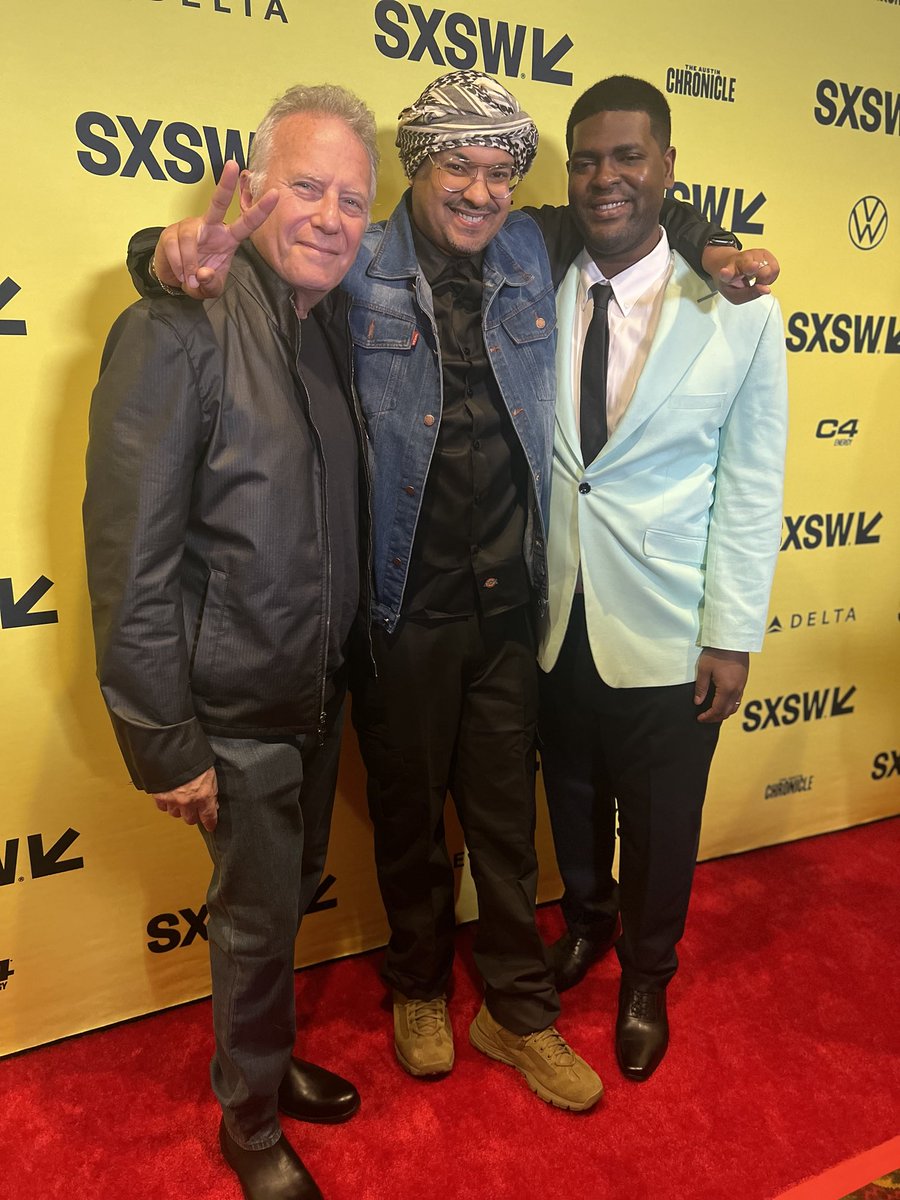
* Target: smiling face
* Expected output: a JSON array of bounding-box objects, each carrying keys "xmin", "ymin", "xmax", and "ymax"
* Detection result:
[
  {"xmin": 409, "ymin": 146, "xmax": 514, "ymax": 257},
  {"xmin": 567, "ymin": 109, "xmax": 675, "ymax": 276},
  {"xmin": 240, "ymin": 112, "xmax": 371, "ymax": 313}
]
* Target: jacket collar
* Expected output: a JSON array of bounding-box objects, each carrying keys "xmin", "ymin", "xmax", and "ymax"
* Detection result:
[{"xmin": 365, "ymin": 191, "xmax": 533, "ymax": 288}]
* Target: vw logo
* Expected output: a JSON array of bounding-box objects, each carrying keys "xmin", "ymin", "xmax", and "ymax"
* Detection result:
[{"xmin": 849, "ymin": 196, "xmax": 888, "ymax": 250}]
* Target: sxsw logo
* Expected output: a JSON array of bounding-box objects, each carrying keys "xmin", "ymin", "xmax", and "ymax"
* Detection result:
[
  {"xmin": 767, "ymin": 607, "xmax": 856, "ymax": 634},
  {"xmin": 0, "ymin": 829, "xmax": 83, "ymax": 886},
  {"xmin": 781, "ymin": 512, "xmax": 882, "ymax": 551},
  {"xmin": 666, "ymin": 181, "xmax": 765, "ymax": 235},
  {"xmin": 0, "ymin": 959, "xmax": 13, "ymax": 992},
  {"xmin": 785, "ymin": 313, "xmax": 900, "ymax": 354},
  {"xmin": 373, "ymin": 2, "xmax": 573, "ymax": 86},
  {"xmin": 0, "ymin": 278, "xmax": 27, "ymax": 337},
  {"xmin": 814, "ymin": 79, "xmax": 900, "ymax": 135},
  {"xmin": 0, "ymin": 576, "xmax": 58, "ymax": 629},
  {"xmin": 871, "ymin": 749, "xmax": 900, "ymax": 780},
  {"xmin": 742, "ymin": 685, "xmax": 856, "ymax": 732},
  {"xmin": 146, "ymin": 876, "xmax": 339, "ymax": 952},
  {"xmin": 75, "ymin": 112, "xmax": 254, "ymax": 184}
]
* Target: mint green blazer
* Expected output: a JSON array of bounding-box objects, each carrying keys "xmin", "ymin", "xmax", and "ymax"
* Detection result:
[{"xmin": 539, "ymin": 252, "xmax": 789, "ymax": 689}]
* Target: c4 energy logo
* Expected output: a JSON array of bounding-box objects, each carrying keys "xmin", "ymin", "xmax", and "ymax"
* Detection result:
[
  {"xmin": 767, "ymin": 607, "xmax": 856, "ymax": 634},
  {"xmin": 149, "ymin": 0, "xmax": 288, "ymax": 20},
  {"xmin": 814, "ymin": 80, "xmax": 900, "ymax": 135},
  {"xmin": 764, "ymin": 774, "xmax": 814, "ymax": 800},
  {"xmin": 786, "ymin": 311, "xmax": 900, "ymax": 353},
  {"xmin": 666, "ymin": 181, "xmax": 765, "ymax": 236},
  {"xmin": 373, "ymin": 2, "xmax": 573, "ymax": 85},
  {"xmin": 665, "ymin": 63, "xmax": 736, "ymax": 104},
  {"xmin": 0, "ymin": 959, "xmax": 13, "ymax": 992},
  {"xmin": 0, "ymin": 829, "xmax": 83, "ymax": 886},
  {"xmin": 0, "ymin": 576, "xmax": 58, "ymax": 629},
  {"xmin": 0, "ymin": 278, "xmax": 27, "ymax": 336},
  {"xmin": 75, "ymin": 113, "xmax": 254, "ymax": 184},
  {"xmin": 849, "ymin": 196, "xmax": 888, "ymax": 249},
  {"xmin": 815, "ymin": 418, "xmax": 860, "ymax": 447},
  {"xmin": 742, "ymin": 685, "xmax": 856, "ymax": 732},
  {"xmin": 871, "ymin": 749, "xmax": 900, "ymax": 780},
  {"xmin": 781, "ymin": 511, "xmax": 882, "ymax": 551}
]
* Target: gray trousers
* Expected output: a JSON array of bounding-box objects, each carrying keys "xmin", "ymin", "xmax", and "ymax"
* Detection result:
[{"xmin": 201, "ymin": 714, "xmax": 343, "ymax": 1150}]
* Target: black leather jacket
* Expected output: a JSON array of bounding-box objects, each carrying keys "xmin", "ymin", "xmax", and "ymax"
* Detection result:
[{"xmin": 84, "ymin": 239, "xmax": 370, "ymax": 793}]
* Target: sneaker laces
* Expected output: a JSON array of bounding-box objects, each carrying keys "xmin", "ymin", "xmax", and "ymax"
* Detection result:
[
  {"xmin": 406, "ymin": 998, "xmax": 446, "ymax": 1037},
  {"xmin": 524, "ymin": 1025, "xmax": 577, "ymax": 1066}
]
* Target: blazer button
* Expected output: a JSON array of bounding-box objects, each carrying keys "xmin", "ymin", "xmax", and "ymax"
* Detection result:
[{"xmin": 579, "ymin": 481, "xmax": 591, "ymax": 494}]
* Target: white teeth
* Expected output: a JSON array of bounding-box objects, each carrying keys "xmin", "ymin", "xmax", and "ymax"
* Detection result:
[{"xmin": 454, "ymin": 210, "xmax": 486, "ymax": 224}]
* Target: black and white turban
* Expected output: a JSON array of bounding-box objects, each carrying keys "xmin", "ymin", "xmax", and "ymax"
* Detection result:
[{"xmin": 396, "ymin": 70, "xmax": 539, "ymax": 180}]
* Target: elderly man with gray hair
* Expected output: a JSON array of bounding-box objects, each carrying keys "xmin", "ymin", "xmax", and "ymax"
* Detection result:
[{"xmin": 85, "ymin": 84, "xmax": 378, "ymax": 1200}]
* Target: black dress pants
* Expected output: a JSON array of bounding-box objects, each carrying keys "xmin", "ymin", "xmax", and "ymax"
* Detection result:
[
  {"xmin": 538, "ymin": 595, "xmax": 720, "ymax": 991},
  {"xmin": 351, "ymin": 605, "xmax": 559, "ymax": 1035}
]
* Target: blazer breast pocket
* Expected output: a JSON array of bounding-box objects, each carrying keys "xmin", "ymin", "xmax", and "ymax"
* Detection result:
[{"xmin": 668, "ymin": 391, "xmax": 727, "ymax": 410}]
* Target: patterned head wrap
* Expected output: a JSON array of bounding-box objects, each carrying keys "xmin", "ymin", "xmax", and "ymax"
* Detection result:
[{"xmin": 396, "ymin": 70, "xmax": 539, "ymax": 180}]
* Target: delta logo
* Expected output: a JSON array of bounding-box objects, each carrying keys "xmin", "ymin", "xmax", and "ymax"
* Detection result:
[
  {"xmin": 786, "ymin": 312, "xmax": 900, "ymax": 354},
  {"xmin": 373, "ymin": 2, "xmax": 573, "ymax": 86},
  {"xmin": 149, "ymin": 0, "xmax": 288, "ymax": 19},
  {"xmin": 75, "ymin": 112, "xmax": 254, "ymax": 184},
  {"xmin": 742, "ymin": 685, "xmax": 856, "ymax": 732},
  {"xmin": 767, "ymin": 607, "xmax": 856, "ymax": 634}
]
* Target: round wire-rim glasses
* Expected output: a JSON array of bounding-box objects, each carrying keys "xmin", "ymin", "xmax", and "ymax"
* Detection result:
[{"xmin": 428, "ymin": 154, "xmax": 521, "ymax": 199}]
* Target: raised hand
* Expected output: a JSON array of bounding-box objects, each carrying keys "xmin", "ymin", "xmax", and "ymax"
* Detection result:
[{"xmin": 153, "ymin": 160, "xmax": 279, "ymax": 299}]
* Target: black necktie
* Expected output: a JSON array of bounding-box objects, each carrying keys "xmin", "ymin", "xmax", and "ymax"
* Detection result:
[{"xmin": 579, "ymin": 282, "xmax": 612, "ymax": 465}]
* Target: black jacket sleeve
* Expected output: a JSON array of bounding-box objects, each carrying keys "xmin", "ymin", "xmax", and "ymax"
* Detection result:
[
  {"xmin": 522, "ymin": 197, "xmax": 727, "ymax": 284},
  {"xmin": 127, "ymin": 228, "xmax": 169, "ymax": 298}
]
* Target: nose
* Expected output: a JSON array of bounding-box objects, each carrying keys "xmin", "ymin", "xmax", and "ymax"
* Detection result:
[
  {"xmin": 460, "ymin": 173, "xmax": 493, "ymax": 207},
  {"xmin": 591, "ymin": 159, "xmax": 620, "ymax": 190},
  {"xmin": 312, "ymin": 191, "xmax": 341, "ymax": 233}
]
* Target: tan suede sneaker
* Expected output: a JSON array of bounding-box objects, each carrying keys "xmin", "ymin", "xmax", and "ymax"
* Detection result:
[
  {"xmin": 469, "ymin": 1002, "xmax": 603, "ymax": 1111},
  {"xmin": 392, "ymin": 992, "xmax": 455, "ymax": 1077}
]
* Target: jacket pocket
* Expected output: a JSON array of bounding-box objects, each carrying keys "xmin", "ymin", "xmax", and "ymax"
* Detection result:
[
  {"xmin": 643, "ymin": 529, "xmax": 707, "ymax": 566},
  {"xmin": 188, "ymin": 568, "xmax": 229, "ymax": 692},
  {"xmin": 497, "ymin": 293, "xmax": 557, "ymax": 401},
  {"xmin": 669, "ymin": 391, "xmax": 726, "ymax": 410},
  {"xmin": 349, "ymin": 305, "xmax": 419, "ymax": 415}
]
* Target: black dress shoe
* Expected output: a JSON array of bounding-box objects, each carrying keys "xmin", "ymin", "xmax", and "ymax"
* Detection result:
[
  {"xmin": 219, "ymin": 1121, "xmax": 323, "ymax": 1200},
  {"xmin": 278, "ymin": 1056, "xmax": 360, "ymax": 1124},
  {"xmin": 549, "ymin": 924, "xmax": 618, "ymax": 992},
  {"xmin": 615, "ymin": 985, "xmax": 669, "ymax": 1082}
]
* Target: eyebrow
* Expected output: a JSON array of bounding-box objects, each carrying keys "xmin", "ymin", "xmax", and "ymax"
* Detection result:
[{"xmin": 571, "ymin": 143, "xmax": 646, "ymax": 158}]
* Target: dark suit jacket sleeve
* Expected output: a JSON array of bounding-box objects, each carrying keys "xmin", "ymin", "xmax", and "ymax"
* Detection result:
[
  {"xmin": 127, "ymin": 228, "xmax": 168, "ymax": 297},
  {"xmin": 522, "ymin": 199, "xmax": 727, "ymax": 283},
  {"xmin": 83, "ymin": 302, "xmax": 215, "ymax": 793}
]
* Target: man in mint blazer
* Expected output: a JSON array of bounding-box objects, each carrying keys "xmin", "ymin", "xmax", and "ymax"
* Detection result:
[{"xmin": 537, "ymin": 76, "xmax": 788, "ymax": 1082}]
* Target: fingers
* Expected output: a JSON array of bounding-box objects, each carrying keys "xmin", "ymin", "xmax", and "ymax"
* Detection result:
[
  {"xmin": 176, "ymin": 217, "xmax": 209, "ymax": 295},
  {"xmin": 697, "ymin": 687, "xmax": 743, "ymax": 724},
  {"xmin": 202, "ymin": 159, "xmax": 241, "ymax": 227},
  {"xmin": 227, "ymin": 187, "xmax": 279, "ymax": 244}
]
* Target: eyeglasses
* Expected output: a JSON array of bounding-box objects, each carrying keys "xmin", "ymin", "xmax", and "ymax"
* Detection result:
[{"xmin": 428, "ymin": 155, "xmax": 521, "ymax": 198}]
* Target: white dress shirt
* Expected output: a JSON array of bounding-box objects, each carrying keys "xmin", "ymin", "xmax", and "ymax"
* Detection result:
[{"xmin": 571, "ymin": 228, "xmax": 674, "ymax": 442}]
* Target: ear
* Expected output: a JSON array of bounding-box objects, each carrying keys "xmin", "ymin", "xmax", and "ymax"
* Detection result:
[
  {"xmin": 239, "ymin": 170, "xmax": 256, "ymax": 213},
  {"xmin": 663, "ymin": 145, "xmax": 676, "ymax": 189}
]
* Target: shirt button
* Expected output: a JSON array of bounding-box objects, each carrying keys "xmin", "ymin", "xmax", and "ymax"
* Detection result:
[
  {"xmin": 483, "ymin": 577, "xmax": 498, "ymax": 589},
  {"xmin": 579, "ymin": 482, "xmax": 591, "ymax": 494},
  {"xmin": 473, "ymin": 439, "xmax": 481, "ymax": 450},
  {"xmin": 424, "ymin": 414, "xmax": 435, "ymax": 427}
]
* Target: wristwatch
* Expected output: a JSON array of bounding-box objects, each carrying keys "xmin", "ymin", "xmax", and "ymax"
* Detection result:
[{"xmin": 705, "ymin": 232, "xmax": 743, "ymax": 251}]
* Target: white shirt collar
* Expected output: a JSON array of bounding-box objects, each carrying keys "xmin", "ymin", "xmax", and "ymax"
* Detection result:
[{"xmin": 577, "ymin": 227, "xmax": 672, "ymax": 317}]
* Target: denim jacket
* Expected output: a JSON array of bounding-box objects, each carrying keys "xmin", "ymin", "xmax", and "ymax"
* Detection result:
[{"xmin": 344, "ymin": 194, "xmax": 557, "ymax": 632}]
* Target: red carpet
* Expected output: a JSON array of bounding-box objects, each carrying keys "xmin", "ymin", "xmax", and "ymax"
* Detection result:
[{"xmin": 3, "ymin": 816, "xmax": 899, "ymax": 1200}]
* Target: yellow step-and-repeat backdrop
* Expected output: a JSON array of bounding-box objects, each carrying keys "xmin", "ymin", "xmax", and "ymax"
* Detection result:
[{"xmin": 1, "ymin": 0, "xmax": 898, "ymax": 1056}]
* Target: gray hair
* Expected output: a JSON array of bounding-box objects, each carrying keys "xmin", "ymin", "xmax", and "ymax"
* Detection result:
[{"xmin": 247, "ymin": 83, "xmax": 379, "ymax": 202}]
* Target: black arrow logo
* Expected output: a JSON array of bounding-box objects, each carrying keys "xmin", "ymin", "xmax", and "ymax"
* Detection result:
[
  {"xmin": 27, "ymin": 829, "xmax": 84, "ymax": 879},
  {"xmin": 886, "ymin": 317, "xmax": 900, "ymax": 355},
  {"xmin": 0, "ymin": 277, "xmax": 27, "ymax": 336},
  {"xmin": 531, "ymin": 29, "xmax": 573, "ymax": 86},
  {"xmin": 855, "ymin": 512, "xmax": 882, "ymax": 545},
  {"xmin": 307, "ymin": 872, "xmax": 338, "ymax": 914},
  {"xmin": 0, "ymin": 576, "xmax": 58, "ymax": 628},
  {"xmin": 732, "ymin": 189, "xmax": 766, "ymax": 236}
]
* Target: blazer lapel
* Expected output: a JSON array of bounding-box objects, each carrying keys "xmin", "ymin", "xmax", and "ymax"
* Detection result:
[{"xmin": 602, "ymin": 255, "xmax": 716, "ymax": 452}]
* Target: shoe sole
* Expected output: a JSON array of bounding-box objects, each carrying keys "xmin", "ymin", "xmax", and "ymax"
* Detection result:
[
  {"xmin": 278, "ymin": 1095, "xmax": 361, "ymax": 1123},
  {"xmin": 394, "ymin": 1042, "xmax": 455, "ymax": 1078},
  {"xmin": 468, "ymin": 1022, "xmax": 603, "ymax": 1112}
]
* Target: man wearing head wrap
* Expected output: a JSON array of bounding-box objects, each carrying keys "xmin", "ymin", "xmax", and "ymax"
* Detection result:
[{"xmin": 128, "ymin": 68, "xmax": 771, "ymax": 1118}]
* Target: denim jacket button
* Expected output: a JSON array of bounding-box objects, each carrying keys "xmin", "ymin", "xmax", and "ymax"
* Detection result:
[{"xmin": 423, "ymin": 414, "xmax": 435, "ymax": 426}]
